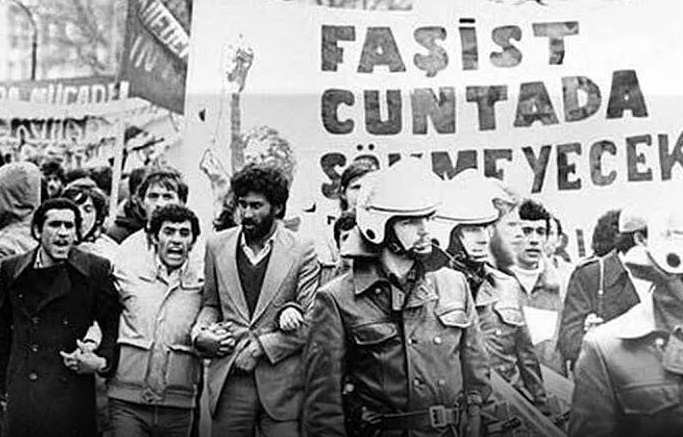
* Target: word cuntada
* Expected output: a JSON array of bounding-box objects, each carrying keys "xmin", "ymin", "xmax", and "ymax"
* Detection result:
[{"xmin": 320, "ymin": 21, "xmax": 648, "ymax": 134}]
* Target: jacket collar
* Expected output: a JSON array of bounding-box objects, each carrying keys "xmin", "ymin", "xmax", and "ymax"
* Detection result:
[
  {"xmin": 12, "ymin": 246, "xmax": 91, "ymax": 282},
  {"xmin": 611, "ymin": 297, "xmax": 662, "ymax": 339},
  {"xmin": 604, "ymin": 250, "xmax": 630, "ymax": 288},
  {"xmin": 137, "ymin": 246, "xmax": 203, "ymax": 288},
  {"xmin": 474, "ymin": 265, "xmax": 502, "ymax": 307},
  {"xmin": 352, "ymin": 257, "xmax": 426, "ymax": 295},
  {"xmin": 513, "ymin": 261, "xmax": 561, "ymax": 295},
  {"xmin": 352, "ymin": 258, "xmax": 390, "ymax": 295}
]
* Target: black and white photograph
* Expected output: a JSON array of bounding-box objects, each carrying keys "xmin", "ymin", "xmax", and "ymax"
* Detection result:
[{"xmin": 1, "ymin": 0, "xmax": 683, "ymax": 436}]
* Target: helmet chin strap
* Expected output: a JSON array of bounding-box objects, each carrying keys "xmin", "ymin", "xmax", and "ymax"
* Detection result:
[
  {"xmin": 386, "ymin": 233, "xmax": 408, "ymax": 256},
  {"xmin": 385, "ymin": 228, "xmax": 425, "ymax": 259}
]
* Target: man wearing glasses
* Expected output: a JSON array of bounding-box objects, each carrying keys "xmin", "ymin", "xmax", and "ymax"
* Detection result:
[{"xmin": 510, "ymin": 199, "xmax": 566, "ymax": 375}]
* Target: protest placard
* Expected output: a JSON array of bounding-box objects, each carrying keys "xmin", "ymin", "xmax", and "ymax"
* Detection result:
[{"xmin": 181, "ymin": 0, "xmax": 683, "ymax": 259}]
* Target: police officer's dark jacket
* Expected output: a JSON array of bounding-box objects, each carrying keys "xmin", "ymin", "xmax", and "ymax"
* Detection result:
[{"xmin": 302, "ymin": 257, "xmax": 491, "ymax": 437}]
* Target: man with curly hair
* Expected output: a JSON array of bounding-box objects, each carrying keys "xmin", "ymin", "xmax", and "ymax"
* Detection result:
[
  {"xmin": 510, "ymin": 199, "xmax": 565, "ymax": 375},
  {"xmin": 107, "ymin": 204, "xmax": 204, "ymax": 437},
  {"xmin": 193, "ymin": 163, "xmax": 320, "ymax": 437}
]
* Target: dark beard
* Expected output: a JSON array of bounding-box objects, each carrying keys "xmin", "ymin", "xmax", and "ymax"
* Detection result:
[{"xmin": 243, "ymin": 215, "xmax": 276, "ymax": 242}]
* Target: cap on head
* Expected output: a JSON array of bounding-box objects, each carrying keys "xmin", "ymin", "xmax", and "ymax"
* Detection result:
[
  {"xmin": 618, "ymin": 205, "xmax": 648, "ymax": 233},
  {"xmin": 355, "ymin": 158, "xmax": 441, "ymax": 245}
]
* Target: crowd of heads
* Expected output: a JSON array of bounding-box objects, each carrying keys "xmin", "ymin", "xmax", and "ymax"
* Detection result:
[
  {"xmin": 0, "ymin": 155, "xmax": 204, "ymax": 270},
  {"xmin": 2, "ymin": 151, "xmax": 677, "ymax": 273}
]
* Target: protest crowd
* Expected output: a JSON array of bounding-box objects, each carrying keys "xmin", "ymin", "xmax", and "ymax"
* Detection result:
[{"xmin": 0, "ymin": 148, "xmax": 682, "ymax": 437}]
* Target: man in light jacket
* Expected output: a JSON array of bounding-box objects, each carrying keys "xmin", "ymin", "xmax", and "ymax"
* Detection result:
[{"xmin": 107, "ymin": 204, "xmax": 204, "ymax": 437}]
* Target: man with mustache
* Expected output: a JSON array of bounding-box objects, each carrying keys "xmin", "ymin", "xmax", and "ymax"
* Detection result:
[
  {"xmin": 106, "ymin": 204, "xmax": 205, "ymax": 437},
  {"xmin": 302, "ymin": 159, "xmax": 490, "ymax": 437},
  {"xmin": 0, "ymin": 198, "xmax": 120, "ymax": 437},
  {"xmin": 509, "ymin": 199, "xmax": 565, "ymax": 375},
  {"xmin": 193, "ymin": 163, "xmax": 320, "ymax": 437}
]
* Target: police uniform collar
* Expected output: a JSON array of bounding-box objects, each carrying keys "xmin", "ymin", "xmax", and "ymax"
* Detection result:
[
  {"xmin": 605, "ymin": 250, "xmax": 630, "ymax": 287},
  {"xmin": 352, "ymin": 258, "xmax": 424, "ymax": 295},
  {"xmin": 352, "ymin": 258, "xmax": 387, "ymax": 295},
  {"xmin": 610, "ymin": 297, "xmax": 663, "ymax": 339}
]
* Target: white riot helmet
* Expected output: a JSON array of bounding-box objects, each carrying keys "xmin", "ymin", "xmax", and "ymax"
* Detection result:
[
  {"xmin": 432, "ymin": 170, "xmax": 500, "ymax": 248},
  {"xmin": 646, "ymin": 207, "xmax": 683, "ymax": 275},
  {"xmin": 356, "ymin": 158, "xmax": 442, "ymax": 246}
]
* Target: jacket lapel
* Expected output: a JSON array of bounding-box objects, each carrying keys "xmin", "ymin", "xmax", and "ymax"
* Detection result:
[
  {"xmin": 251, "ymin": 223, "xmax": 294, "ymax": 324},
  {"xmin": 604, "ymin": 250, "xmax": 628, "ymax": 288},
  {"xmin": 9, "ymin": 249, "xmax": 35, "ymax": 284},
  {"xmin": 215, "ymin": 229, "xmax": 251, "ymax": 323},
  {"xmin": 604, "ymin": 250, "xmax": 639, "ymax": 302}
]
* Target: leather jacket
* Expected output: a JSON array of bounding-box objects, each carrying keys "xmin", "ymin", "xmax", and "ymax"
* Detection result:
[{"xmin": 302, "ymin": 258, "xmax": 491, "ymax": 437}]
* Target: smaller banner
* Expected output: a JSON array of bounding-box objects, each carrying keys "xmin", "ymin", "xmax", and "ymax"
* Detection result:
[
  {"xmin": 120, "ymin": 0, "xmax": 191, "ymax": 114},
  {"xmin": 0, "ymin": 76, "xmax": 129, "ymax": 105},
  {"xmin": 0, "ymin": 100, "xmax": 144, "ymax": 171}
]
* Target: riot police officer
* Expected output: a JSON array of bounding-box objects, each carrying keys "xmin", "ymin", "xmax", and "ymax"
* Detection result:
[
  {"xmin": 302, "ymin": 159, "xmax": 491, "ymax": 437},
  {"xmin": 430, "ymin": 172, "xmax": 549, "ymax": 413}
]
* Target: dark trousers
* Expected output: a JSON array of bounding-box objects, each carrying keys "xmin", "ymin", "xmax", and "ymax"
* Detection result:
[
  {"xmin": 212, "ymin": 373, "xmax": 299, "ymax": 437},
  {"xmin": 109, "ymin": 398, "xmax": 193, "ymax": 437}
]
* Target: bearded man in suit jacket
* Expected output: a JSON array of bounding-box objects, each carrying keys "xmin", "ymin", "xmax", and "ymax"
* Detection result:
[{"xmin": 193, "ymin": 163, "xmax": 320, "ymax": 437}]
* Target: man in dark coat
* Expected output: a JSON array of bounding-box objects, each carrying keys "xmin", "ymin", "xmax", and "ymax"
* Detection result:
[
  {"xmin": 0, "ymin": 198, "xmax": 121, "ymax": 437},
  {"xmin": 570, "ymin": 205, "xmax": 683, "ymax": 437},
  {"xmin": 557, "ymin": 208, "xmax": 644, "ymax": 369}
]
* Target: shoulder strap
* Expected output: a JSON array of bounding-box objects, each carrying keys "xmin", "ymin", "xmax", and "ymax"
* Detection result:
[{"xmin": 597, "ymin": 256, "xmax": 605, "ymax": 318}]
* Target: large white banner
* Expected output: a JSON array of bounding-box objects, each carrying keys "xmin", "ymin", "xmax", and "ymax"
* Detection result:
[{"xmin": 181, "ymin": 0, "xmax": 683, "ymax": 258}]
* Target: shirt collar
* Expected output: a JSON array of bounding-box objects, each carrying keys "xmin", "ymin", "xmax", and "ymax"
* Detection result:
[
  {"xmin": 33, "ymin": 246, "xmax": 63, "ymax": 270},
  {"xmin": 239, "ymin": 225, "xmax": 277, "ymax": 265},
  {"xmin": 30, "ymin": 246, "xmax": 88, "ymax": 277},
  {"xmin": 33, "ymin": 247, "xmax": 46, "ymax": 269},
  {"xmin": 154, "ymin": 253, "xmax": 189, "ymax": 283}
]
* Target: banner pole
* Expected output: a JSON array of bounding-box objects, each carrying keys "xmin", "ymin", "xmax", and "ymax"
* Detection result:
[{"xmin": 108, "ymin": 120, "xmax": 125, "ymax": 226}]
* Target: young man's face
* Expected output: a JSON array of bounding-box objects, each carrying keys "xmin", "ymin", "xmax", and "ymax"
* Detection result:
[
  {"xmin": 517, "ymin": 219, "xmax": 548, "ymax": 269},
  {"xmin": 457, "ymin": 224, "xmax": 492, "ymax": 262},
  {"xmin": 45, "ymin": 174, "xmax": 63, "ymax": 198},
  {"xmin": 142, "ymin": 183, "xmax": 180, "ymax": 218},
  {"xmin": 36, "ymin": 209, "xmax": 78, "ymax": 263},
  {"xmin": 238, "ymin": 191, "xmax": 279, "ymax": 241},
  {"xmin": 153, "ymin": 220, "xmax": 194, "ymax": 271},
  {"xmin": 392, "ymin": 215, "xmax": 433, "ymax": 256},
  {"xmin": 78, "ymin": 196, "xmax": 97, "ymax": 237}
]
